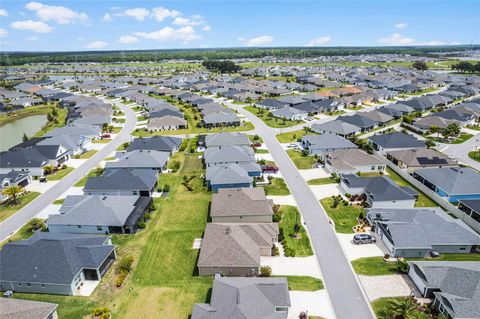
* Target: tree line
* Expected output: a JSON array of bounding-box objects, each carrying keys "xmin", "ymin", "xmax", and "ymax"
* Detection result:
[
  {"xmin": 451, "ymin": 61, "xmax": 480, "ymax": 73},
  {"xmin": 202, "ymin": 60, "xmax": 241, "ymax": 73}
]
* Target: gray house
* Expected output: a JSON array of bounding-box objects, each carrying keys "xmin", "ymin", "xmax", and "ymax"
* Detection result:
[
  {"xmin": 197, "ymin": 223, "xmax": 278, "ymax": 276},
  {"xmin": 47, "ymin": 195, "xmax": 152, "ymax": 234},
  {"xmin": 192, "ymin": 275, "xmax": 291, "ymax": 319},
  {"xmin": 0, "ymin": 298, "xmax": 58, "ymax": 319},
  {"xmin": 206, "ymin": 164, "xmax": 256, "ymax": 193},
  {"xmin": 204, "ymin": 145, "xmax": 256, "ymax": 167},
  {"xmin": 0, "ymin": 233, "xmax": 115, "ymax": 296},
  {"xmin": 311, "ymin": 120, "xmax": 361, "ymax": 138},
  {"xmin": 407, "ymin": 261, "xmax": 480, "ymax": 319},
  {"xmin": 210, "ymin": 188, "xmax": 273, "ymax": 223},
  {"xmin": 367, "ymin": 208, "xmax": 480, "ymax": 258},
  {"xmin": 105, "ymin": 150, "xmax": 169, "ymax": 171},
  {"xmin": 368, "ymin": 132, "xmax": 425, "ymax": 155},
  {"xmin": 301, "ymin": 134, "xmax": 357, "ymax": 158},
  {"xmin": 127, "ymin": 136, "xmax": 182, "ymax": 154},
  {"xmin": 205, "ymin": 132, "xmax": 251, "ymax": 148},
  {"xmin": 84, "ymin": 168, "xmax": 158, "ymax": 196},
  {"xmin": 325, "ymin": 149, "xmax": 386, "ymax": 175}
]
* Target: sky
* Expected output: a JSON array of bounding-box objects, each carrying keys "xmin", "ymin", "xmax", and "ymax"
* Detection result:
[{"xmin": 0, "ymin": 0, "xmax": 479, "ymax": 52}]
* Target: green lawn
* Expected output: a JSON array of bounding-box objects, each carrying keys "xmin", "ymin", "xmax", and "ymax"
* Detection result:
[
  {"xmin": 255, "ymin": 148, "xmax": 269, "ymax": 154},
  {"xmin": 466, "ymin": 124, "xmax": 480, "ymax": 131},
  {"xmin": 286, "ymin": 149, "xmax": 317, "ymax": 169},
  {"xmin": 405, "ymin": 87, "xmax": 440, "ymax": 96},
  {"xmin": 278, "ymin": 276, "xmax": 324, "ymax": 291},
  {"xmin": 352, "ymin": 254, "xmax": 480, "ymax": 276},
  {"xmin": 307, "ymin": 177, "xmax": 339, "ymax": 185},
  {"xmin": 248, "ymin": 134, "xmax": 264, "ymax": 143},
  {"xmin": 0, "ymin": 192, "xmax": 40, "ymax": 222},
  {"xmin": 132, "ymin": 106, "xmax": 144, "ymax": 112},
  {"xmin": 52, "ymin": 198, "xmax": 65, "ymax": 205},
  {"xmin": 469, "ymin": 150, "xmax": 480, "ymax": 162},
  {"xmin": 137, "ymin": 115, "xmax": 146, "ymax": 121},
  {"xmin": 45, "ymin": 167, "xmax": 74, "ymax": 181},
  {"xmin": 278, "ymin": 205, "xmax": 313, "ymax": 257},
  {"xmin": 263, "ymin": 178, "xmax": 291, "ymax": 196},
  {"xmin": 245, "ymin": 106, "xmax": 303, "ymax": 128},
  {"xmin": 320, "ymin": 197, "xmax": 364, "ymax": 233},
  {"xmin": 114, "ymin": 118, "xmax": 126, "ymax": 123},
  {"xmin": 0, "ymin": 223, "xmax": 40, "ymax": 248},
  {"xmin": 434, "ymin": 133, "xmax": 474, "ymax": 144},
  {"xmin": 372, "ymin": 297, "xmax": 431, "ymax": 319},
  {"xmin": 385, "ymin": 167, "xmax": 438, "ymax": 207},
  {"xmin": 32, "ymin": 106, "xmax": 68, "ymax": 137},
  {"xmin": 93, "ymin": 138, "xmax": 112, "ymax": 144},
  {"xmin": 276, "ymin": 129, "xmax": 314, "ymax": 143},
  {"xmin": 74, "ymin": 150, "xmax": 97, "ymax": 159},
  {"xmin": 12, "ymin": 150, "xmax": 213, "ymax": 319},
  {"xmin": 74, "ymin": 167, "xmax": 104, "ymax": 187}
]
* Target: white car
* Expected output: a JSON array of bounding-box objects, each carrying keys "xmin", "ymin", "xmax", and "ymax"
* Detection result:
[{"xmin": 287, "ymin": 143, "xmax": 298, "ymax": 149}]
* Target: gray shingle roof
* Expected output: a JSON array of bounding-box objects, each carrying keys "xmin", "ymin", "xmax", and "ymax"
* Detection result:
[
  {"xmin": 368, "ymin": 132, "xmax": 425, "ymax": 149},
  {"xmin": 206, "ymin": 164, "xmax": 254, "ymax": 185},
  {"xmin": 342, "ymin": 174, "xmax": 415, "ymax": 202},
  {"xmin": 84, "ymin": 168, "xmax": 157, "ymax": 192},
  {"xmin": 0, "ymin": 233, "xmax": 114, "ymax": 285},
  {"xmin": 204, "ymin": 145, "xmax": 255, "ymax": 165},
  {"xmin": 414, "ymin": 167, "xmax": 480, "ymax": 195},
  {"xmin": 205, "ymin": 133, "xmax": 251, "ymax": 148},
  {"xmin": 127, "ymin": 136, "xmax": 182, "ymax": 153},
  {"xmin": 311, "ymin": 120, "xmax": 360, "ymax": 136},
  {"xmin": 211, "ymin": 188, "xmax": 273, "ymax": 218},
  {"xmin": 105, "ymin": 150, "xmax": 169, "ymax": 170}
]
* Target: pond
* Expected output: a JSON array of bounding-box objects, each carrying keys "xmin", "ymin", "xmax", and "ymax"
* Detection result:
[{"xmin": 0, "ymin": 114, "xmax": 48, "ymax": 151}]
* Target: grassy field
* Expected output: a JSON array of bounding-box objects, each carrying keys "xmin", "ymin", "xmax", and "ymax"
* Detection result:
[
  {"xmin": 278, "ymin": 205, "xmax": 313, "ymax": 256},
  {"xmin": 469, "ymin": 150, "xmax": 480, "ymax": 162},
  {"xmin": 0, "ymin": 192, "xmax": 40, "ymax": 222},
  {"xmin": 245, "ymin": 106, "xmax": 303, "ymax": 128},
  {"xmin": 307, "ymin": 177, "xmax": 339, "ymax": 185},
  {"xmin": 45, "ymin": 167, "xmax": 74, "ymax": 181},
  {"xmin": 385, "ymin": 167, "xmax": 438, "ymax": 207},
  {"xmin": 372, "ymin": 297, "xmax": 431, "ymax": 319},
  {"xmin": 320, "ymin": 197, "xmax": 364, "ymax": 234},
  {"xmin": 32, "ymin": 106, "xmax": 68, "ymax": 137},
  {"xmin": 74, "ymin": 150, "xmax": 98, "ymax": 159},
  {"xmin": 276, "ymin": 129, "xmax": 314, "ymax": 143},
  {"xmin": 263, "ymin": 178, "xmax": 291, "ymax": 196},
  {"xmin": 286, "ymin": 149, "xmax": 316, "ymax": 169},
  {"xmin": 13, "ymin": 150, "xmax": 213, "ymax": 319},
  {"xmin": 352, "ymin": 254, "xmax": 480, "ymax": 276}
]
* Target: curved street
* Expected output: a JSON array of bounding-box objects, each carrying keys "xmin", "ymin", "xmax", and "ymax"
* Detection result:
[
  {"xmin": 0, "ymin": 99, "xmax": 137, "ymax": 241},
  {"xmin": 222, "ymin": 99, "xmax": 375, "ymax": 319}
]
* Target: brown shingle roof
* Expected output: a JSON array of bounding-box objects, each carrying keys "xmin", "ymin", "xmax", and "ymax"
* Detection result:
[{"xmin": 210, "ymin": 188, "xmax": 273, "ymax": 218}]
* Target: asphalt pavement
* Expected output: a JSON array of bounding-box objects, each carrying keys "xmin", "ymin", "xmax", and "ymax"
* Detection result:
[{"xmin": 0, "ymin": 100, "xmax": 137, "ymax": 241}]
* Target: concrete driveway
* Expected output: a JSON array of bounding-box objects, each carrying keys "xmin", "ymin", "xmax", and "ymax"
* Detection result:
[
  {"xmin": 299, "ymin": 168, "xmax": 330, "ymax": 181},
  {"xmin": 267, "ymin": 195, "xmax": 298, "ymax": 206},
  {"xmin": 359, "ymin": 274, "xmax": 418, "ymax": 301},
  {"xmin": 310, "ymin": 184, "xmax": 342, "ymax": 199},
  {"xmin": 337, "ymin": 233, "xmax": 388, "ymax": 261},
  {"xmin": 261, "ymin": 255, "xmax": 322, "ymax": 278},
  {"xmin": 289, "ymin": 290, "xmax": 335, "ymax": 319}
]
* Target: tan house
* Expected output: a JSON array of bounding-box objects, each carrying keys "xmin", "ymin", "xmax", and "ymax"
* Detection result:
[
  {"xmin": 147, "ymin": 116, "xmax": 187, "ymax": 131},
  {"xmin": 386, "ymin": 148, "xmax": 458, "ymax": 173},
  {"xmin": 210, "ymin": 188, "xmax": 274, "ymax": 223},
  {"xmin": 197, "ymin": 223, "xmax": 278, "ymax": 276},
  {"xmin": 325, "ymin": 148, "xmax": 386, "ymax": 175}
]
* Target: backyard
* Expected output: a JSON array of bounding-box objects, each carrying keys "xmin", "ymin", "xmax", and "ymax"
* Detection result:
[{"xmin": 384, "ymin": 168, "xmax": 438, "ymax": 207}]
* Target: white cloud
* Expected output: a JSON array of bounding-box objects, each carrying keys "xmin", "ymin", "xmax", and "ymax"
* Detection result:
[
  {"xmin": 25, "ymin": 2, "xmax": 89, "ymax": 25},
  {"xmin": 238, "ymin": 35, "xmax": 273, "ymax": 47},
  {"xmin": 123, "ymin": 8, "xmax": 150, "ymax": 21},
  {"xmin": 0, "ymin": 9, "xmax": 8, "ymax": 16},
  {"xmin": 173, "ymin": 17, "xmax": 191, "ymax": 26},
  {"xmin": 151, "ymin": 7, "xmax": 180, "ymax": 22},
  {"xmin": 395, "ymin": 22, "xmax": 408, "ymax": 29},
  {"xmin": 26, "ymin": 35, "xmax": 39, "ymax": 41},
  {"xmin": 10, "ymin": 20, "xmax": 52, "ymax": 33},
  {"xmin": 85, "ymin": 40, "xmax": 107, "ymax": 49},
  {"xmin": 78, "ymin": 37, "xmax": 86, "ymax": 41},
  {"xmin": 133, "ymin": 26, "xmax": 200, "ymax": 43},
  {"xmin": 0, "ymin": 28, "xmax": 8, "ymax": 37},
  {"xmin": 307, "ymin": 36, "xmax": 331, "ymax": 46},
  {"xmin": 118, "ymin": 35, "xmax": 139, "ymax": 44},
  {"xmin": 378, "ymin": 33, "xmax": 450, "ymax": 46},
  {"xmin": 202, "ymin": 25, "xmax": 211, "ymax": 31},
  {"xmin": 102, "ymin": 13, "xmax": 112, "ymax": 22}
]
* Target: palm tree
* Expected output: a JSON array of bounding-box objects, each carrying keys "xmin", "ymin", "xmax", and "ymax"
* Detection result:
[
  {"xmin": 425, "ymin": 139, "xmax": 436, "ymax": 149},
  {"xmin": 2, "ymin": 185, "xmax": 23, "ymax": 205},
  {"xmin": 385, "ymin": 298, "xmax": 418, "ymax": 319},
  {"xmin": 428, "ymin": 125, "xmax": 439, "ymax": 138},
  {"xmin": 27, "ymin": 218, "xmax": 46, "ymax": 232},
  {"xmin": 446, "ymin": 122, "xmax": 461, "ymax": 137}
]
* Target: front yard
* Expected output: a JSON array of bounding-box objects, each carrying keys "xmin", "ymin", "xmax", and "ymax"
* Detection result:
[
  {"xmin": 280, "ymin": 276, "xmax": 323, "ymax": 291},
  {"xmin": 433, "ymin": 133, "xmax": 474, "ymax": 144},
  {"xmin": 320, "ymin": 197, "xmax": 365, "ymax": 234},
  {"xmin": 245, "ymin": 106, "xmax": 303, "ymax": 128},
  {"xmin": 262, "ymin": 178, "xmax": 291, "ymax": 196},
  {"xmin": 0, "ymin": 192, "xmax": 40, "ymax": 222},
  {"xmin": 277, "ymin": 205, "xmax": 313, "ymax": 257},
  {"xmin": 276, "ymin": 129, "xmax": 313, "ymax": 143},
  {"xmin": 286, "ymin": 149, "xmax": 317, "ymax": 169},
  {"xmin": 308, "ymin": 177, "xmax": 339, "ymax": 185},
  {"xmin": 74, "ymin": 150, "xmax": 98, "ymax": 159},
  {"xmin": 45, "ymin": 167, "xmax": 74, "ymax": 181},
  {"xmin": 372, "ymin": 297, "xmax": 431, "ymax": 319}
]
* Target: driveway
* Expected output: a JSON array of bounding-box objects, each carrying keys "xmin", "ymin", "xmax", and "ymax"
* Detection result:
[
  {"xmin": 359, "ymin": 274, "xmax": 418, "ymax": 301},
  {"xmin": 220, "ymin": 99, "xmax": 375, "ymax": 319},
  {"xmin": 289, "ymin": 290, "xmax": 335, "ymax": 319},
  {"xmin": 309, "ymin": 184, "xmax": 342, "ymax": 199},
  {"xmin": 267, "ymin": 195, "xmax": 298, "ymax": 206},
  {"xmin": 0, "ymin": 97, "xmax": 137, "ymax": 241},
  {"xmin": 261, "ymin": 256, "xmax": 322, "ymax": 278},
  {"xmin": 337, "ymin": 233, "xmax": 388, "ymax": 261},
  {"xmin": 299, "ymin": 168, "xmax": 330, "ymax": 181}
]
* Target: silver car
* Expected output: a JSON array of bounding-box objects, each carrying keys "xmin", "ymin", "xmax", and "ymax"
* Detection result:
[{"xmin": 353, "ymin": 234, "xmax": 376, "ymax": 245}]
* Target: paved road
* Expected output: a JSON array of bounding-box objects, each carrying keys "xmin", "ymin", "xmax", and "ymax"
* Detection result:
[
  {"xmin": 438, "ymin": 132, "xmax": 480, "ymax": 171},
  {"xmin": 222, "ymin": 100, "xmax": 375, "ymax": 319},
  {"xmin": 0, "ymin": 100, "xmax": 137, "ymax": 241}
]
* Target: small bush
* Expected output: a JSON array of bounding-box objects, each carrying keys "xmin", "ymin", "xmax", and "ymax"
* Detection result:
[
  {"xmin": 115, "ymin": 272, "xmax": 127, "ymax": 288},
  {"xmin": 116, "ymin": 255, "xmax": 134, "ymax": 274},
  {"xmin": 260, "ymin": 265, "xmax": 272, "ymax": 277},
  {"xmin": 92, "ymin": 307, "xmax": 110, "ymax": 318},
  {"xmin": 163, "ymin": 184, "xmax": 171, "ymax": 192},
  {"xmin": 272, "ymin": 212, "xmax": 281, "ymax": 222},
  {"xmin": 61, "ymin": 164, "xmax": 67, "ymax": 169},
  {"xmin": 137, "ymin": 221, "xmax": 146, "ymax": 229}
]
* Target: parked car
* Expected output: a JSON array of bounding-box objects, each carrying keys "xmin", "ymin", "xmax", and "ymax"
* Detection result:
[
  {"xmin": 3, "ymin": 291, "xmax": 13, "ymax": 298},
  {"xmin": 262, "ymin": 165, "xmax": 279, "ymax": 173},
  {"xmin": 39, "ymin": 176, "xmax": 48, "ymax": 183},
  {"xmin": 101, "ymin": 133, "xmax": 111, "ymax": 138},
  {"xmin": 353, "ymin": 234, "xmax": 376, "ymax": 245},
  {"xmin": 305, "ymin": 116, "xmax": 314, "ymax": 121},
  {"xmin": 287, "ymin": 143, "xmax": 299, "ymax": 149},
  {"xmin": 252, "ymin": 142, "xmax": 262, "ymax": 147}
]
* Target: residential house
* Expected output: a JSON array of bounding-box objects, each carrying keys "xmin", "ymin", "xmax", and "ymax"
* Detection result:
[
  {"xmin": 368, "ymin": 132, "xmax": 425, "ymax": 155},
  {"xmin": 192, "ymin": 275, "xmax": 291, "ymax": 319},
  {"xmin": 205, "ymin": 132, "xmax": 251, "ymax": 148},
  {"xmin": 105, "ymin": 150, "xmax": 169, "ymax": 171},
  {"xmin": 127, "ymin": 136, "xmax": 182, "ymax": 154},
  {"xmin": 206, "ymin": 164, "xmax": 257, "ymax": 192},
  {"xmin": 202, "ymin": 111, "xmax": 241, "ymax": 128},
  {"xmin": 0, "ymin": 171, "xmax": 31, "ymax": 202},
  {"xmin": 413, "ymin": 167, "xmax": 480, "ymax": 203},
  {"xmin": 271, "ymin": 107, "xmax": 307, "ymax": 121},
  {"xmin": 357, "ymin": 110, "xmax": 395, "ymax": 126},
  {"xmin": 197, "ymin": 223, "xmax": 278, "ymax": 276},
  {"xmin": 458, "ymin": 199, "xmax": 480, "ymax": 225},
  {"xmin": 367, "ymin": 207, "xmax": 480, "ymax": 257},
  {"xmin": 340, "ymin": 174, "xmax": 417, "ymax": 208},
  {"xmin": 0, "ymin": 233, "xmax": 116, "ymax": 296},
  {"xmin": 147, "ymin": 116, "xmax": 187, "ymax": 131},
  {"xmin": 210, "ymin": 188, "xmax": 273, "ymax": 223},
  {"xmin": 325, "ymin": 149, "xmax": 386, "ymax": 175},
  {"xmin": 301, "ymin": 134, "xmax": 357, "ymax": 158},
  {"xmin": 47, "ymin": 195, "xmax": 152, "ymax": 234},
  {"xmin": 407, "ymin": 261, "xmax": 480, "ymax": 319},
  {"xmin": 204, "ymin": 145, "xmax": 256, "ymax": 168},
  {"xmin": 386, "ymin": 148, "xmax": 457, "ymax": 173},
  {"xmin": 84, "ymin": 168, "xmax": 158, "ymax": 196},
  {"xmin": 0, "ymin": 298, "xmax": 58, "ymax": 319},
  {"xmin": 337, "ymin": 114, "xmax": 378, "ymax": 132},
  {"xmin": 311, "ymin": 120, "xmax": 361, "ymax": 138}
]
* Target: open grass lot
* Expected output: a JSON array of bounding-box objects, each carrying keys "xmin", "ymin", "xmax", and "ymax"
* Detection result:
[
  {"xmin": 0, "ymin": 192, "xmax": 40, "ymax": 223},
  {"xmin": 469, "ymin": 150, "xmax": 480, "ymax": 162},
  {"xmin": 320, "ymin": 197, "xmax": 364, "ymax": 234},
  {"xmin": 74, "ymin": 150, "xmax": 98, "ymax": 159},
  {"xmin": 372, "ymin": 297, "xmax": 431, "ymax": 319},
  {"xmin": 433, "ymin": 133, "xmax": 474, "ymax": 144},
  {"xmin": 286, "ymin": 149, "xmax": 317, "ymax": 169},
  {"xmin": 276, "ymin": 129, "xmax": 313, "ymax": 143},
  {"xmin": 352, "ymin": 254, "xmax": 480, "ymax": 276},
  {"xmin": 11, "ymin": 150, "xmax": 213, "ymax": 319},
  {"xmin": 245, "ymin": 106, "xmax": 303, "ymax": 128},
  {"xmin": 307, "ymin": 177, "xmax": 339, "ymax": 185},
  {"xmin": 385, "ymin": 168, "xmax": 438, "ymax": 207},
  {"xmin": 45, "ymin": 167, "xmax": 74, "ymax": 181},
  {"xmin": 277, "ymin": 276, "xmax": 324, "ymax": 291},
  {"xmin": 278, "ymin": 205, "xmax": 313, "ymax": 256},
  {"xmin": 263, "ymin": 178, "xmax": 291, "ymax": 196}
]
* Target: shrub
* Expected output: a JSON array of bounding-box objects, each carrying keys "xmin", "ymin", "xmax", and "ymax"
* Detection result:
[
  {"xmin": 92, "ymin": 307, "xmax": 110, "ymax": 318},
  {"xmin": 28, "ymin": 218, "xmax": 46, "ymax": 232},
  {"xmin": 116, "ymin": 255, "xmax": 134, "ymax": 274},
  {"xmin": 143, "ymin": 213, "xmax": 151, "ymax": 221},
  {"xmin": 273, "ymin": 246, "xmax": 279, "ymax": 256},
  {"xmin": 384, "ymin": 253, "xmax": 390, "ymax": 259},
  {"xmin": 345, "ymin": 193, "xmax": 351, "ymax": 198},
  {"xmin": 272, "ymin": 204, "xmax": 280, "ymax": 213},
  {"xmin": 163, "ymin": 184, "xmax": 171, "ymax": 192},
  {"xmin": 396, "ymin": 260, "xmax": 409, "ymax": 274},
  {"xmin": 260, "ymin": 265, "xmax": 272, "ymax": 277},
  {"xmin": 137, "ymin": 221, "xmax": 146, "ymax": 229},
  {"xmin": 61, "ymin": 164, "xmax": 67, "ymax": 169},
  {"xmin": 115, "ymin": 272, "xmax": 127, "ymax": 288},
  {"xmin": 170, "ymin": 160, "xmax": 181, "ymax": 172}
]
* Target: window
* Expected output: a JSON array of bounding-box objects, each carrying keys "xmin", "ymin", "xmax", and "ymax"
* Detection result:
[
  {"xmin": 18, "ymin": 283, "xmax": 22, "ymax": 287},
  {"xmin": 459, "ymin": 246, "xmax": 467, "ymax": 251},
  {"xmin": 97, "ymin": 226, "xmax": 103, "ymax": 231},
  {"xmin": 26, "ymin": 283, "xmax": 31, "ymax": 287},
  {"xmin": 41, "ymin": 284, "xmax": 45, "ymax": 288},
  {"xmin": 371, "ymin": 166, "xmax": 375, "ymax": 170},
  {"xmin": 77, "ymin": 225, "xmax": 82, "ymax": 228}
]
